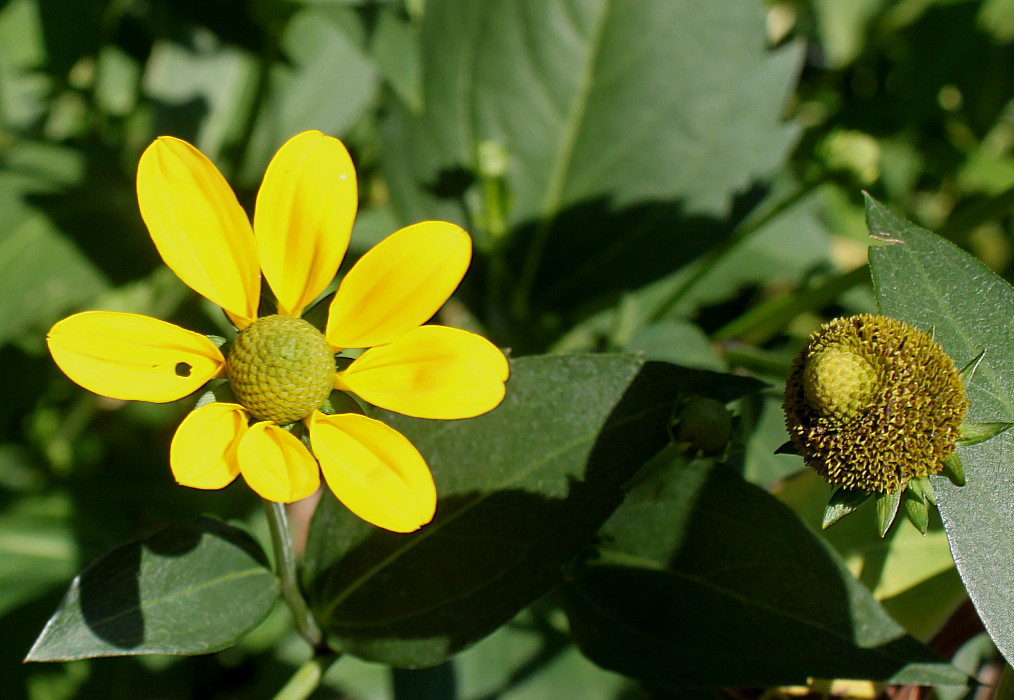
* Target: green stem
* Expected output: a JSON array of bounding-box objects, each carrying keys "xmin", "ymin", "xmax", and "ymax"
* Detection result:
[
  {"xmin": 713, "ymin": 265, "xmax": 870, "ymax": 345},
  {"xmin": 262, "ymin": 500, "xmax": 324, "ymax": 650},
  {"xmin": 271, "ymin": 655, "xmax": 340, "ymax": 700},
  {"xmin": 648, "ymin": 179, "xmax": 820, "ymax": 323}
]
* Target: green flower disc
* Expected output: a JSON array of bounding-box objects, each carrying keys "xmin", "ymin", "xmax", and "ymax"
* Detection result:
[
  {"xmin": 783, "ymin": 314, "xmax": 968, "ymax": 493},
  {"xmin": 227, "ymin": 315, "xmax": 335, "ymax": 425}
]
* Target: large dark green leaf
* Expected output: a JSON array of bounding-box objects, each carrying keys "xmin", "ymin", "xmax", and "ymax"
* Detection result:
[
  {"xmin": 562, "ymin": 451, "xmax": 966, "ymax": 687},
  {"xmin": 381, "ymin": 0, "xmax": 801, "ymax": 314},
  {"xmin": 26, "ymin": 518, "xmax": 279, "ymax": 661},
  {"xmin": 867, "ymin": 194, "xmax": 1014, "ymax": 664},
  {"xmin": 303, "ymin": 354, "xmax": 764, "ymax": 667}
]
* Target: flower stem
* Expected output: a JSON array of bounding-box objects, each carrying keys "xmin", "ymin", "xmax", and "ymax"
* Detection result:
[
  {"xmin": 648, "ymin": 178, "xmax": 820, "ymax": 323},
  {"xmin": 262, "ymin": 500, "xmax": 324, "ymax": 650},
  {"xmin": 270, "ymin": 654, "xmax": 341, "ymax": 700}
]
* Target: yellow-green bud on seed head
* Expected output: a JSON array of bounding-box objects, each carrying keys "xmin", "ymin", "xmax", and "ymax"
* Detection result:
[
  {"xmin": 803, "ymin": 348, "xmax": 877, "ymax": 423},
  {"xmin": 783, "ymin": 314, "xmax": 968, "ymax": 493},
  {"xmin": 227, "ymin": 315, "xmax": 335, "ymax": 425}
]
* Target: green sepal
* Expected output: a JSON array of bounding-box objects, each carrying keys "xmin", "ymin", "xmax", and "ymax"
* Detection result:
[
  {"xmin": 206, "ymin": 334, "xmax": 228, "ymax": 349},
  {"xmin": 822, "ymin": 487, "xmax": 871, "ymax": 530},
  {"xmin": 320, "ymin": 390, "xmax": 364, "ymax": 416},
  {"xmin": 195, "ymin": 380, "xmax": 237, "ymax": 410},
  {"xmin": 958, "ymin": 348, "xmax": 986, "ymax": 384},
  {"xmin": 941, "ymin": 452, "xmax": 966, "ymax": 487},
  {"xmin": 906, "ymin": 475, "xmax": 936, "ymax": 506},
  {"xmin": 875, "ymin": 489, "xmax": 902, "ymax": 538},
  {"xmin": 775, "ymin": 441, "xmax": 800, "ymax": 456},
  {"xmin": 901, "ymin": 485, "xmax": 930, "ymax": 535},
  {"xmin": 957, "ymin": 421, "xmax": 1014, "ymax": 447}
]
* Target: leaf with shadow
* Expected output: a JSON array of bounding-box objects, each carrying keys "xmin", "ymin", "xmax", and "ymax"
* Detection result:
[
  {"xmin": 379, "ymin": 0, "xmax": 801, "ymax": 325},
  {"xmin": 303, "ymin": 354, "xmax": 765, "ymax": 667},
  {"xmin": 561, "ymin": 452, "xmax": 966, "ymax": 688},
  {"xmin": 505, "ymin": 189, "xmax": 767, "ymax": 316},
  {"xmin": 26, "ymin": 517, "xmax": 278, "ymax": 661}
]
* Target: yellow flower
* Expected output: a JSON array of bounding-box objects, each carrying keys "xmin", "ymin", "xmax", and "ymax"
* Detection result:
[{"xmin": 46, "ymin": 131, "xmax": 509, "ymax": 533}]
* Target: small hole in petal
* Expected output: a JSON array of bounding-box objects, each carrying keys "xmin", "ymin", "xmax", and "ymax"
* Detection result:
[{"xmin": 175, "ymin": 362, "xmax": 193, "ymax": 377}]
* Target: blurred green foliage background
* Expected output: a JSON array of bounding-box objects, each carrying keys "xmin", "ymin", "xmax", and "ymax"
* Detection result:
[{"xmin": 2, "ymin": 0, "xmax": 1013, "ymax": 697}]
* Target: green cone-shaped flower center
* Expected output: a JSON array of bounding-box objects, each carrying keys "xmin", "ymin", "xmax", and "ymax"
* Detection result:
[
  {"xmin": 227, "ymin": 315, "xmax": 335, "ymax": 424},
  {"xmin": 803, "ymin": 347, "xmax": 878, "ymax": 423}
]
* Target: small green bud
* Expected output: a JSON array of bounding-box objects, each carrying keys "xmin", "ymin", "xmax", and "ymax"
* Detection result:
[{"xmin": 674, "ymin": 397, "xmax": 733, "ymax": 457}]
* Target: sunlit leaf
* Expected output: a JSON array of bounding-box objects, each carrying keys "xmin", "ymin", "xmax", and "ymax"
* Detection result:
[
  {"xmin": 26, "ymin": 518, "xmax": 278, "ymax": 661},
  {"xmin": 382, "ymin": 0, "xmax": 802, "ymax": 314},
  {"xmin": 868, "ymin": 193, "xmax": 1014, "ymax": 665}
]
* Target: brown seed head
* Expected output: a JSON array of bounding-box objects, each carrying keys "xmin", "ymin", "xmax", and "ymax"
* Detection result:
[{"xmin": 783, "ymin": 314, "xmax": 968, "ymax": 492}]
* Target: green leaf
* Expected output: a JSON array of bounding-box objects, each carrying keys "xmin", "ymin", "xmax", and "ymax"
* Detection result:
[
  {"xmin": 239, "ymin": 6, "xmax": 379, "ymax": 182},
  {"xmin": 0, "ymin": 141, "xmax": 108, "ymax": 343},
  {"xmin": 562, "ymin": 451, "xmax": 966, "ymax": 687},
  {"xmin": 867, "ymin": 193, "xmax": 1014, "ymax": 664},
  {"xmin": 382, "ymin": 0, "xmax": 802, "ymax": 312},
  {"xmin": 26, "ymin": 518, "xmax": 279, "ymax": 661},
  {"xmin": 0, "ymin": 492, "xmax": 76, "ymax": 617},
  {"xmin": 303, "ymin": 354, "xmax": 764, "ymax": 667}
]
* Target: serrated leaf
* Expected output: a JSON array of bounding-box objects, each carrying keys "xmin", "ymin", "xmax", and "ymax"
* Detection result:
[
  {"xmin": 867, "ymin": 193, "xmax": 1014, "ymax": 664},
  {"xmin": 303, "ymin": 354, "xmax": 764, "ymax": 667},
  {"xmin": 381, "ymin": 0, "xmax": 802, "ymax": 313},
  {"xmin": 561, "ymin": 452, "xmax": 965, "ymax": 687},
  {"xmin": 26, "ymin": 518, "xmax": 278, "ymax": 661}
]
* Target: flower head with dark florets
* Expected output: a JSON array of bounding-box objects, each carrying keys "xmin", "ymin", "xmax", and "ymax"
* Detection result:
[{"xmin": 783, "ymin": 314, "xmax": 968, "ymax": 493}]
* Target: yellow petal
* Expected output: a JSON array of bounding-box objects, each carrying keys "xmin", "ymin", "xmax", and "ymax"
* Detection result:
[
  {"xmin": 137, "ymin": 136, "xmax": 260, "ymax": 328},
  {"xmin": 47, "ymin": 311, "xmax": 225, "ymax": 402},
  {"xmin": 335, "ymin": 325, "xmax": 508, "ymax": 419},
  {"xmin": 170, "ymin": 403, "xmax": 246, "ymax": 490},
  {"xmin": 254, "ymin": 131, "xmax": 357, "ymax": 317},
  {"xmin": 237, "ymin": 422, "xmax": 320, "ymax": 503},
  {"xmin": 309, "ymin": 412, "xmax": 436, "ymax": 533},
  {"xmin": 326, "ymin": 221, "xmax": 471, "ymax": 349}
]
